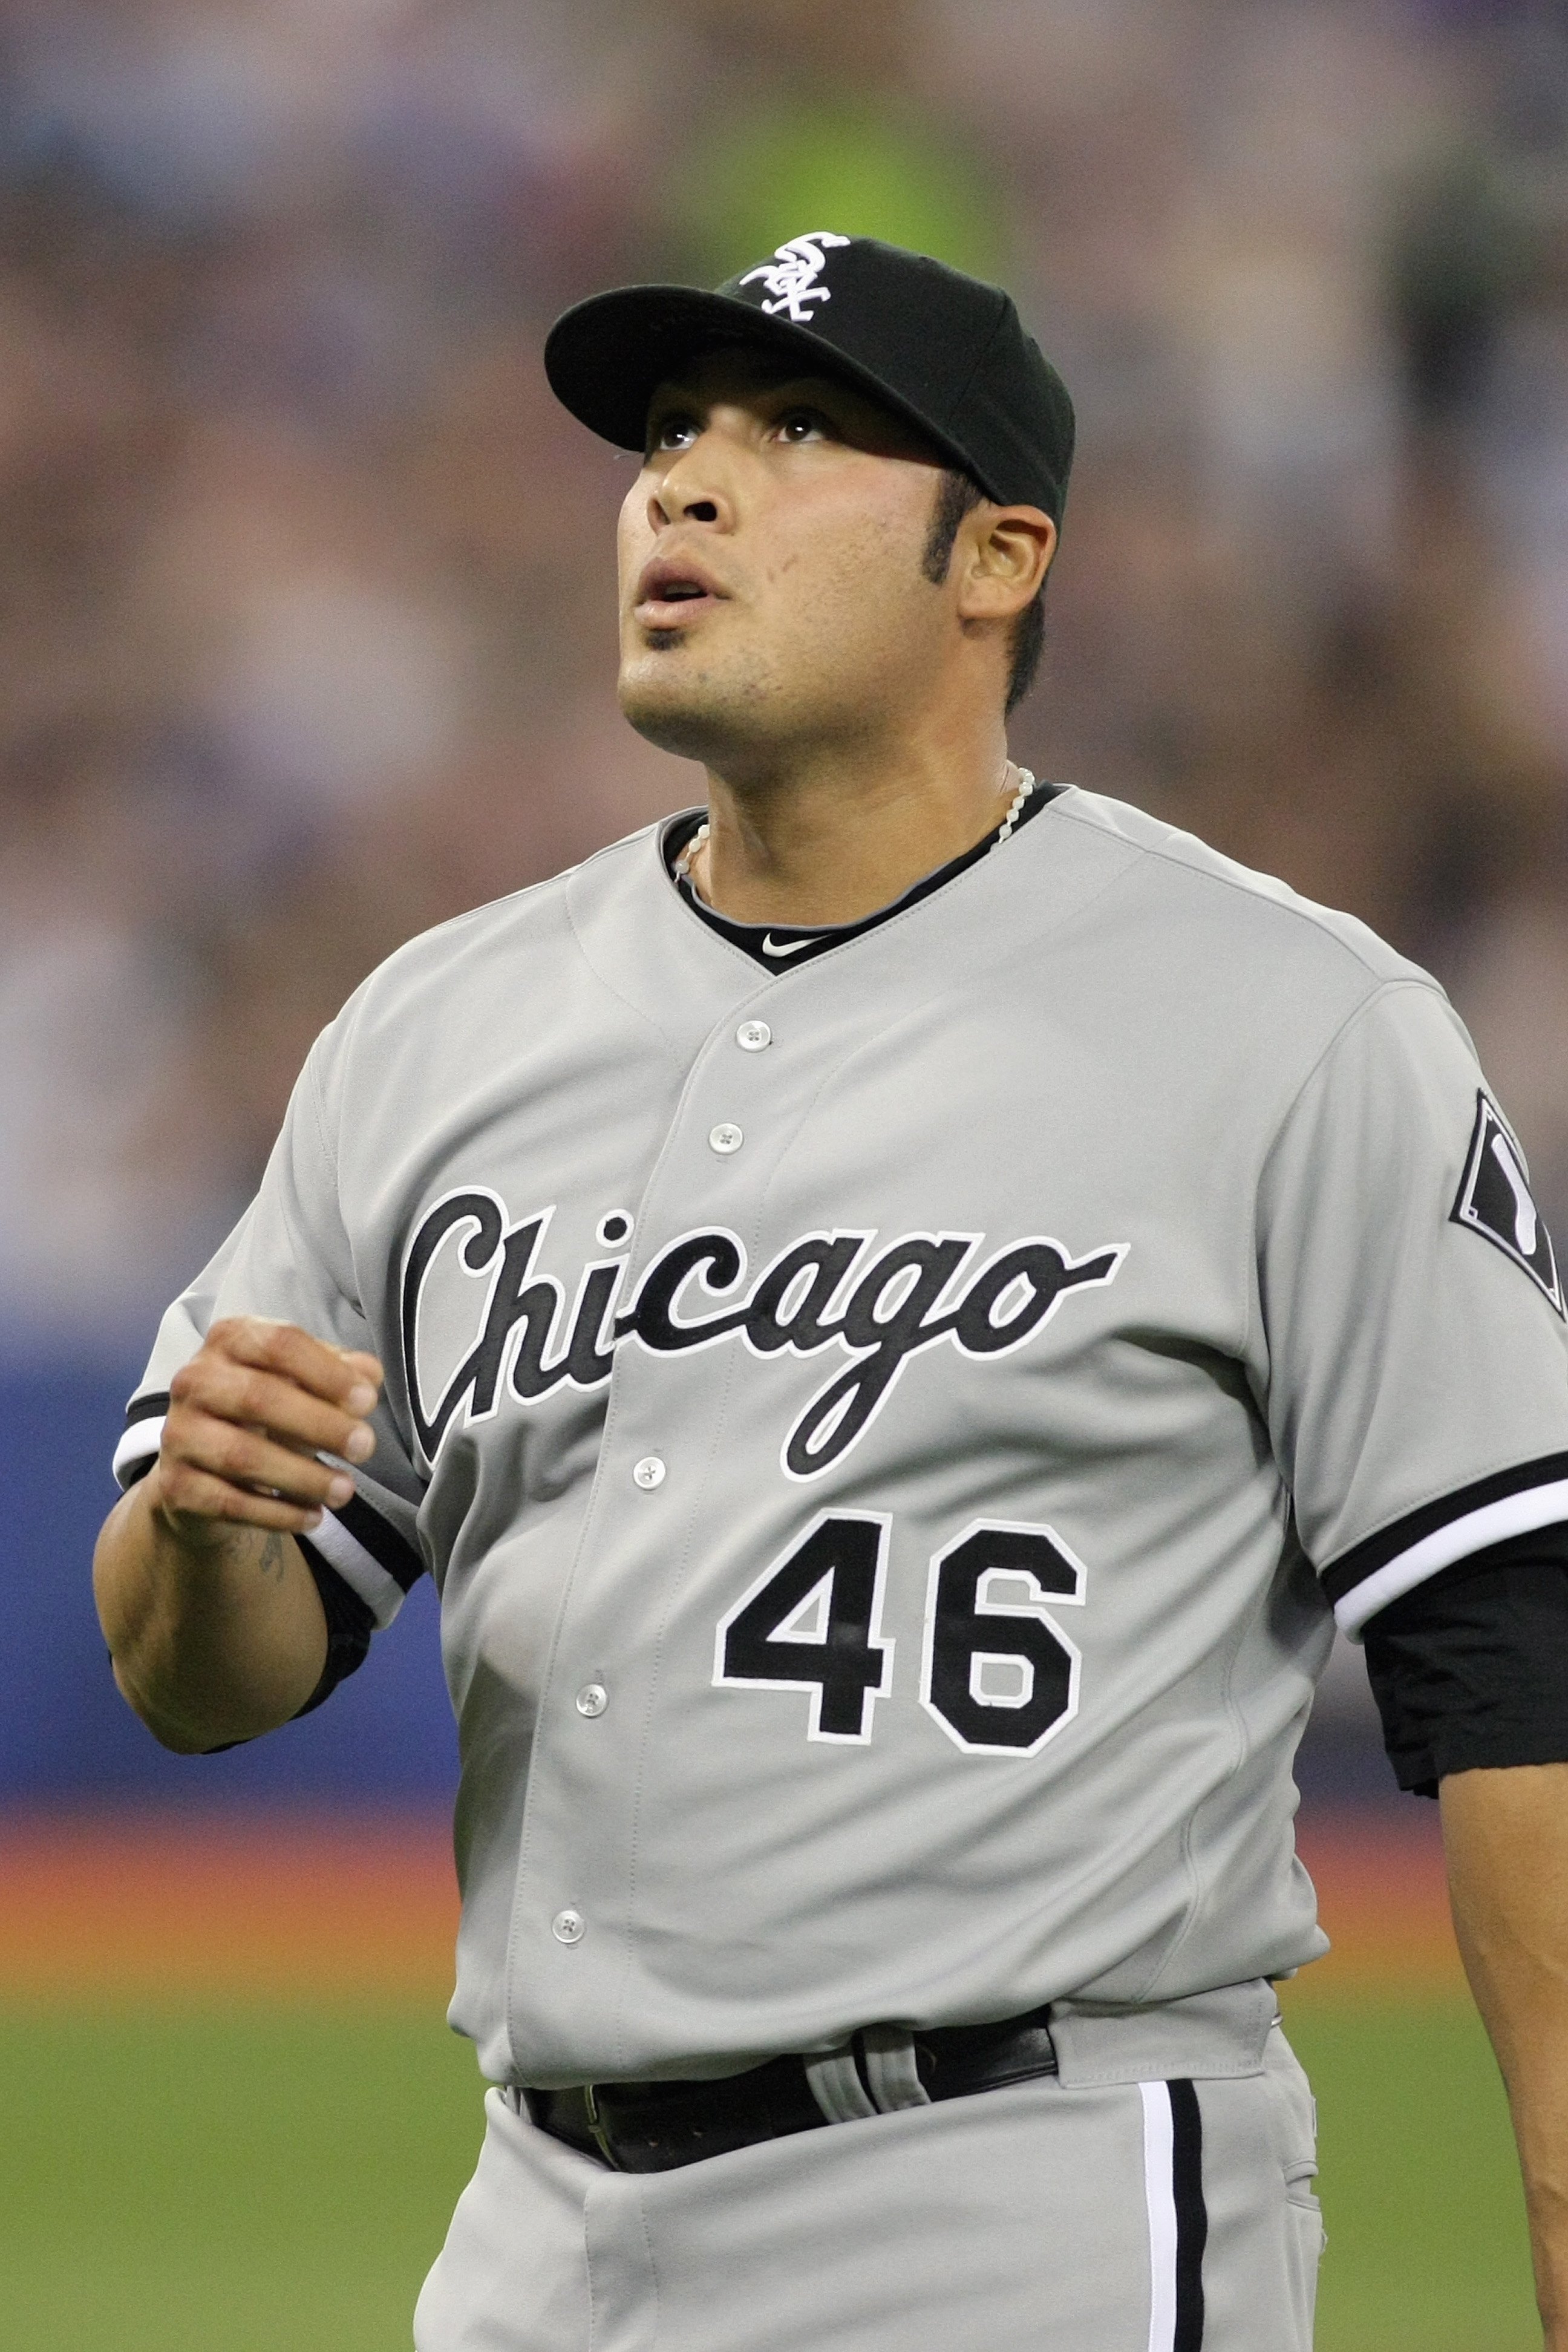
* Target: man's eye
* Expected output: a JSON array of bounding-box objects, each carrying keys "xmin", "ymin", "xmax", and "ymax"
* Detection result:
[
  {"xmin": 652, "ymin": 416, "xmax": 699, "ymax": 453},
  {"xmin": 777, "ymin": 410, "xmax": 829, "ymax": 443}
]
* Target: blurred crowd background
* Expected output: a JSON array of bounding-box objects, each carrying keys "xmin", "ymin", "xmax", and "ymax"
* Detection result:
[{"xmin": 4, "ymin": 0, "xmax": 1567, "ymax": 1803}]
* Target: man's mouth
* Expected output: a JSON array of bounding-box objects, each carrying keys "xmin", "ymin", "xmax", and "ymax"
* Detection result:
[{"xmin": 633, "ymin": 560, "xmax": 726, "ymax": 629}]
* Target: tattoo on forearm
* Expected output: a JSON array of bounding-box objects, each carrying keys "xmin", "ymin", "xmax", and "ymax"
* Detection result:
[{"xmin": 259, "ymin": 1532, "xmax": 287, "ymax": 1581}]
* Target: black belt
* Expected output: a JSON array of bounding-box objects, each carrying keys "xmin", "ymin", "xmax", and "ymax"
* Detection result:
[{"xmin": 520, "ymin": 2006, "xmax": 1059, "ymax": 2174}]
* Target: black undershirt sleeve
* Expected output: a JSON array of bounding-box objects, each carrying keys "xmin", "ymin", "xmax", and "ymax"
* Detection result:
[
  {"xmin": 292, "ymin": 1542, "xmax": 375, "ymax": 1717},
  {"xmin": 1361, "ymin": 1523, "xmax": 1568, "ymax": 1797}
]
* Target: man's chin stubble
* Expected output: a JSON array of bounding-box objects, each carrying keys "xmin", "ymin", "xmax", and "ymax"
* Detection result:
[{"xmin": 618, "ymin": 650, "xmax": 777, "ymax": 763}]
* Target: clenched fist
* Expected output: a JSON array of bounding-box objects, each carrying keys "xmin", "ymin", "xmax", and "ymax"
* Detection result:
[{"xmin": 148, "ymin": 1316, "xmax": 383, "ymax": 1541}]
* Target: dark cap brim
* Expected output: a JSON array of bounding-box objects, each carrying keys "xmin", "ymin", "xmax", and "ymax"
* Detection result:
[{"xmin": 543, "ymin": 284, "xmax": 1010, "ymax": 502}]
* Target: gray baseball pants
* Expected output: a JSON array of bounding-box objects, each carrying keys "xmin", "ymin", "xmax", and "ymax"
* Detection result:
[{"xmin": 414, "ymin": 2003, "xmax": 1322, "ymax": 2352}]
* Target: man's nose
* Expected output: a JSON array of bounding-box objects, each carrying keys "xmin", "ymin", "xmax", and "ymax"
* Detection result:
[
  {"xmin": 648, "ymin": 438, "xmax": 734, "ymax": 532},
  {"xmin": 649, "ymin": 486, "xmax": 720, "ymax": 529}
]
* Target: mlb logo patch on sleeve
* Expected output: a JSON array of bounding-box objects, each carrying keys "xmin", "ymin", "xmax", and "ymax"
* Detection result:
[{"xmin": 1451, "ymin": 1091, "xmax": 1564, "ymax": 1315}]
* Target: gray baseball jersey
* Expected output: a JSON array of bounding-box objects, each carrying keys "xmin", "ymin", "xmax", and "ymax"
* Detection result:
[{"xmin": 116, "ymin": 786, "xmax": 1568, "ymax": 2088}]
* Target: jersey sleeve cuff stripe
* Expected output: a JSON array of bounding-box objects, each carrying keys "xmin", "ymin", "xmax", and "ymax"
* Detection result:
[
  {"xmin": 113, "ymin": 1414, "xmax": 165, "ymax": 1489},
  {"xmin": 1327, "ymin": 1459, "xmax": 1568, "ymax": 1639},
  {"xmin": 331, "ymin": 1491, "xmax": 424, "ymax": 1592},
  {"xmin": 304, "ymin": 1504, "xmax": 413, "ymax": 1629},
  {"xmin": 1322, "ymin": 1449, "xmax": 1568, "ymax": 1603},
  {"xmin": 307, "ymin": 1492, "xmax": 424, "ymax": 1628}
]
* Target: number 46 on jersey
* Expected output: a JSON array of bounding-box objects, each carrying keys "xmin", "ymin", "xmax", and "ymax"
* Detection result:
[{"xmin": 713, "ymin": 1512, "xmax": 1086, "ymax": 1757}]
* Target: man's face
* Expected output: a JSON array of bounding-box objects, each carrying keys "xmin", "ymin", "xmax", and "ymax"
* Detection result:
[{"xmin": 616, "ymin": 347, "xmax": 954, "ymax": 769}]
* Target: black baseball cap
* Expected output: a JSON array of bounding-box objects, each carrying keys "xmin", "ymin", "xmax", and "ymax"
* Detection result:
[{"xmin": 544, "ymin": 232, "xmax": 1075, "ymax": 526}]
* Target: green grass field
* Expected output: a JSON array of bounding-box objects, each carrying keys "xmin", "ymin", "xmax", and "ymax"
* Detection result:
[
  {"xmin": 1286, "ymin": 1996, "xmax": 1537, "ymax": 2352},
  {"xmin": 0, "ymin": 1994, "xmax": 1538, "ymax": 2350},
  {"xmin": 0, "ymin": 2005, "xmax": 482, "ymax": 2350}
]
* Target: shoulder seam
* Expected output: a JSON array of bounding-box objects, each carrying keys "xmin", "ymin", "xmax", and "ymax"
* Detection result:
[
  {"xmin": 305, "ymin": 1034, "xmax": 335, "ymax": 1170},
  {"xmin": 1240, "ymin": 976, "xmax": 1449, "ymax": 1377},
  {"xmin": 563, "ymin": 872, "xmax": 691, "ymax": 1065},
  {"xmin": 342, "ymin": 823, "xmax": 676, "ymax": 1004},
  {"xmin": 1252, "ymin": 978, "xmax": 1451, "ymax": 1235},
  {"xmin": 1263, "ymin": 975, "xmax": 1449, "ymax": 1154},
  {"xmin": 1050, "ymin": 795, "xmax": 1415, "ymax": 985},
  {"xmin": 383, "ymin": 864, "xmax": 576, "ymax": 957}
]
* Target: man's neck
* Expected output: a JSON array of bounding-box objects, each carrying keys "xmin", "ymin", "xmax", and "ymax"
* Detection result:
[{"xmin": 693, "ymin": 732, "xmax": 1018, "ymax": 927}]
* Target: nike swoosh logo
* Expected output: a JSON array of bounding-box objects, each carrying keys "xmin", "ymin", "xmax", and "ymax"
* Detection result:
[{"xmin": 760, "ymin": 934, "xmax": 817, "ymax": 958}]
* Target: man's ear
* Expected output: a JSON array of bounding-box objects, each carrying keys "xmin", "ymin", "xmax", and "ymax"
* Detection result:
[{"xmin": 956, "ymin": 507, "xmax": 1056, "ymax": 624}]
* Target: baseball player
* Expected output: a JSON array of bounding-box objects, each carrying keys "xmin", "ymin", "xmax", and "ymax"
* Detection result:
[{"xmin": 94, "ymin": 235, "xmax": 1568, "ymax": 2351}]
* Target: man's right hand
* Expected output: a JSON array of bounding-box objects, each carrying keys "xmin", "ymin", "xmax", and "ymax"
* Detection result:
[
  {"xmin": 148, "ymin": 1317, "xmax": 384, "ymax": 1544},
  {"xmin": 95, "ymin": 1320, "xmax": 384, "ymax": 1751}
]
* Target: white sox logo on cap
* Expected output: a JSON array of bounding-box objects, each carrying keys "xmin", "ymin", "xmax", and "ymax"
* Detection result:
[
  {"xmin": 737, "ymin": 231, "xmax": 852, "ymax": 322},
  {"xmin": 546, "ymin": 233, "xmax": 1076, "ymax": 523}
]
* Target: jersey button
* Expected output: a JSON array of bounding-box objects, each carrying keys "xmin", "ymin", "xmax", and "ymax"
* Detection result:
[
  {"xmin": 736, "ymin": 1021, "xmax": 772, "ymax": 1052},
  {"xmin": 575, "ymin": 1682, "xmax": 609, "ymax": 1717},
  {"xmin": 709, "ymin": 1122, "xmax": 744, "ymax": 1154},
  {"xmin": 632, "ymin": 1455, "xmax": 666, "ymax": 1489},
  {"xmin": 551, "ymin": 1909, "xmax": 585, "ymax": 1945}
]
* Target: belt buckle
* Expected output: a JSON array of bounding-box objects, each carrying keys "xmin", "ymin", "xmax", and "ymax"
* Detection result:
[{"xmin": 583, "ymin": 2082, "xmax": 622, "ymax": 2171}]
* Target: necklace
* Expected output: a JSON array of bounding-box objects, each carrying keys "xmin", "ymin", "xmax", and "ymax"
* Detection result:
[
  {"xmin": 675, "ymin": 763, "xmax": 1037, "ymax": 901},
  {"xmin": 672, "ymin": 823, "xmax": 709, "ymax": 887},
  {"xmin": 993, "ymin": 765, "xmax": 1036, "ymax": 844}
]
